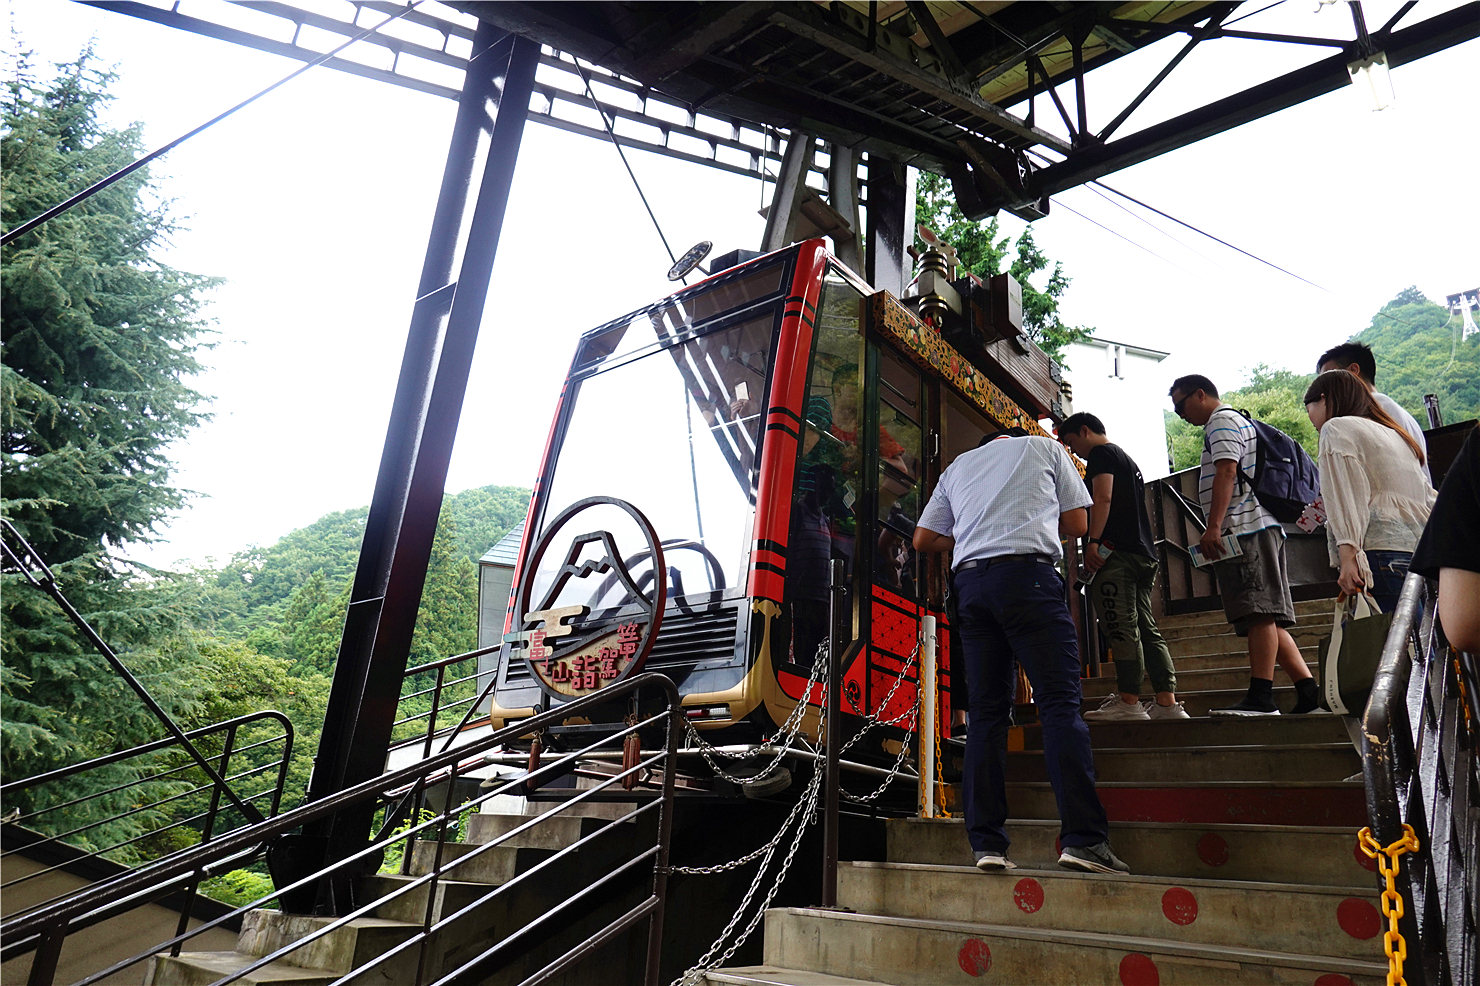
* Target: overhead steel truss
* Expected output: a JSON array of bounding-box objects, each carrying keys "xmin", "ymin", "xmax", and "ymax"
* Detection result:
[{"xmin": 84, "ymin": 1, "xmax": 1479, "ymax": 218}]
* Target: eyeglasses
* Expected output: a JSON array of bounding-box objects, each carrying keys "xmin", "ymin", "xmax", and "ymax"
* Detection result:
[{"xmin": 1172, "ymin": 394, "xmax": 1191, "ymax": 419}]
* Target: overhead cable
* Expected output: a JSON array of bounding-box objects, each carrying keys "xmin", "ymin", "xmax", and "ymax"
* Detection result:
[
  {"xmin": 2, "ymin": 1, "xmax": 428, "ymax": 247},
  {"xmin": 572, "ymin": 59, "xmax": 685, "ymax": 282},
  {"xmin": 1052, "ymin": 199, "xmax": 1194, "ymax": 274}
]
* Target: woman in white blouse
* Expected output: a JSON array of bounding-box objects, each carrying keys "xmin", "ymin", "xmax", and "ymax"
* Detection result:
[{"xmin": 1303, "ymin": 369, "xmax": 1436, "ymax": 611}]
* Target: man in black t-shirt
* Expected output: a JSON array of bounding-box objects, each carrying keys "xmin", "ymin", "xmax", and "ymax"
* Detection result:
[{"xmin": 1058, "ymin": 413, "xmax": 1186, "ymax": 721}]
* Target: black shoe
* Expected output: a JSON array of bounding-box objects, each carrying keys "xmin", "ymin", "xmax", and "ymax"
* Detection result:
[
  {"xmin": 1058, "ymin": 841, "xmax": 1130, "ymax": 874},
  {"xmin": 1209, "ymin": 697, "xmax": 1280, "ymax": 717}
]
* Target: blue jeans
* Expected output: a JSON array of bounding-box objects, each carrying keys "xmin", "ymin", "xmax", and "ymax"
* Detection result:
[
  {"xmin": 954, "ymin": 559, "xmax": 1109, "ymax": 854},
  {"xmin": 1366, "ymin": 550, "xmax": 1412, "ymax": 614}
]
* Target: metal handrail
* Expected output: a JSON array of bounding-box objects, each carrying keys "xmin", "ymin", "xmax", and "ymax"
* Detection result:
[
  {"xmin": 5, "ymin": 671, "xmax": 683, "ymax": 986},
  {"xmin": 1361, "ymin": 572, "xmax": 1479, "ymax": 986}
]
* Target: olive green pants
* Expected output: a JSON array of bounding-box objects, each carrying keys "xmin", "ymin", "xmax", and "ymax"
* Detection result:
[{"xmin": 1089, "ymin": 550, "xmax": 1176, "ymax": 696}]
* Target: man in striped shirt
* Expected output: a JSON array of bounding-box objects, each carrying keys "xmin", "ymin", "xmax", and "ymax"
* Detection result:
[{"xmin": 1169, "ymin": 376, "xmax": 1319, "ymax": 716}]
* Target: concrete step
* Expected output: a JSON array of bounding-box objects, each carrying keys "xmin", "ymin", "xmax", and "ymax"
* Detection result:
[
  {"xmin": 704, "ymin": 968, "xmax": 883, "ymax": 986},
  {"xmin": 235, "ymin": 910, "xmax": 420, "ymax": 976},
  {"xmin": 405, "ymin": 840, "xmax": 553, "ymax": 885},
  {"xmin": 1151, "ymin": 645, "xmax": 1319, "ymax": 674},
  {"xmin": 1156, "ymin": 610, "xmax": 1335, "ymax": 642},
  {"xmin": 146, "ymin": 951, "xmax": 338, "ymax": 986},
  {"xmin": 762, "ymin": 907, "xmax": 1386, "ymax": 985},
  {"xmin": 1007, "ymin": 742, "xmax": 1358, "ymax": 784},
  {"xmin": 886, "ymin": 817, "xmax": 1380, "ymax": 888},
  {"xmin": 969, "ymin": 780, "xmax": 1368, "ymax": 826},
  {"xmin": 1164, "ymin": 626, "xmax": 1327, "ymax": 658},
  {"xmin": 1082, "ymin": 661, "xmax": 1322, "ymax": 698},
  {"xmin": 467, "ymin": 809, "xmax": 608, "ymax": 850},
  {"xmin": 1014, "ymin": 712, "xmax": 1350, "ymax": 750},
  {"xmin": 1077, "ymin": 684, "xmax": 1332, "ymax": 719},
  {"xmin": 839, "ymin": 861, "xmax": 1383, "ymax": 959},
  {"xmin": 359, "ymin": 873, "xmax": 497, "ymax": 924}
]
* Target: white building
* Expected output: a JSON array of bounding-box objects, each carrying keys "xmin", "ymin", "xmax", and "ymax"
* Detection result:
[{"xmin": 1060, "ymin": 336, "xmax": 1172, "ymax": 479}]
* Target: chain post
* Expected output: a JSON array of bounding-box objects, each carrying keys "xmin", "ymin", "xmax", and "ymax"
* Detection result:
[
  {"xmin": 1358, "ymin": 824, "xmax": 1420, "ymax": 986},
  {"xmin": 918, "ymin": 615, "xmax": 938, "ymax": 818},
  {"xmin": 821, "ymin": 558, "xmax": 845, "ymax": 908}
]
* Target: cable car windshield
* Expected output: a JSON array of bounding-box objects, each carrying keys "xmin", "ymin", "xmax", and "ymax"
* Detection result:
[{"xmin": 533, "ymin": 266, "xmax": 785, "ymax": 614}]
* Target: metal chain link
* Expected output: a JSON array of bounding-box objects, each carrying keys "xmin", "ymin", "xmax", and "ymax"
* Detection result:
[
  {"xmin": 1358, "ymin": 824, "xmax": 1420, "ymax": 986},
  {"xmin": 680, "ymin": 638, "xmax": 829, "ymax": 785},
  {"xmin": 672, "ymin": 660, "xmax": 831, "ymax": 985}
]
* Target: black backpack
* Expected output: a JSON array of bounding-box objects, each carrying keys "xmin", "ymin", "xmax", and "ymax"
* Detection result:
[{"xmin": 1208, "ymin": 409, "xmax": 1321, "ymax": 523}]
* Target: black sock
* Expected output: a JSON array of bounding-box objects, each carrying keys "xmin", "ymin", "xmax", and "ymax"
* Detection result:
[
  {"xmin": 1246, "ymin": 677, "xmax": 1276, "ymax": 710},
  {"xmin": 1292, "ymin": 677, "xmax": 1319, "ymax": 714}
]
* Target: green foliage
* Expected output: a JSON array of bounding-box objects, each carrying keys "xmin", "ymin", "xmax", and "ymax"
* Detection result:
[
  {"xmin": 1353, "ymin": 288, "xmax": 1479, "ymax": 426},
  {"xmin": 914, "ymin": 171, "xmax": 1091, "ymax": 361},
  {"xmin": 199, "ymin": 867, "xmax": 277, "ymax": 909}
]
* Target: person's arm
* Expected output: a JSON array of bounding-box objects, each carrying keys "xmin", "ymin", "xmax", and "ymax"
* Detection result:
[
  {"xmin": 913, "ymin": 526, "xmax": 955, "ymax": 553},
  {"xmin": 1085, "ymin": 472, "xmax": 1113, "ymax": 571},
  {"xmin": 1059, "ymin": 508, "xmax": 1088, "ymax": 540},
  {"xmin": 1200, "ymin": 459, "xmax": 1237, "ymax": 559},
  {"xmin": 1437, "ymin": 568, "xmax": 1480, "ymax": 653}
]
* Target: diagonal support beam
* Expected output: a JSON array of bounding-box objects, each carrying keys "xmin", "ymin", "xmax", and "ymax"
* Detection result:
[
  {"xmin": 300, "ymin": 23, "xmax": 541, "ymax": 915},
  {"xmin": 905, "ymin": 0, "xmax": 968, "ymax": 79}
]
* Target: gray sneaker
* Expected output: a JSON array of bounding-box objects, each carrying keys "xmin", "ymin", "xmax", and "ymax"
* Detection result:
[
  {"xmin": 974, "ymin": 851, "xmax": 1017, "ymax": 871},
  {"xmin": 1058, "ymin": 841, "xmax": 1130, "ymax": 874}
]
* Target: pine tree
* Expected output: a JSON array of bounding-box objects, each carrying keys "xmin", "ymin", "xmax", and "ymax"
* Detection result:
[{"xmin": 2, "ymin": 51, "xmax": 219, "ymax": 790}]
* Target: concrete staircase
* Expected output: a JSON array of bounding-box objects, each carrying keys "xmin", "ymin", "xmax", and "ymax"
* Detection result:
[
  {"xmin": 146, "ymin": 809, "xmax": 640, "ymax": 985},
  {"xmin": 707, "ymin": 597, "xmax": 1393, "ymax": 985}
]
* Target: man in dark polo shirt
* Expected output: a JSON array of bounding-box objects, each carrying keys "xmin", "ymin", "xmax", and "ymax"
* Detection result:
[{"xmin": 1057, "ymin": 413, "xmax": 1187, "ymax": 721}]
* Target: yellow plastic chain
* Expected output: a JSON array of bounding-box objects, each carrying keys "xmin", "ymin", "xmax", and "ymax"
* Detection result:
[
  {"xmin": 933, "ymin": 704, "xmax": 953, "ymax": 817},
  {"xmin": 1357, "ymin": 824, "xmax": 1420, "ymax": 986}
]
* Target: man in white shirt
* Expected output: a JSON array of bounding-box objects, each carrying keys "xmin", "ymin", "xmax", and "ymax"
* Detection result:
[
  {"xmin": 1317, "ymin": 342, "xmax": 1431, "ymax": 484},
  {"xmin": 913, "ymin": 428, "xmax": 1129, "ymax": 875},
  {"xmin": 1169, "ymin": 376, "xmax": 1319, "ymax": 717}
]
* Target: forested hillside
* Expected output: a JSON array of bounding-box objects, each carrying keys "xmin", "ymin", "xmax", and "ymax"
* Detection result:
[{"xmin": 1165, "ymin": 288, "xmax": 1478, "ymax": 471}]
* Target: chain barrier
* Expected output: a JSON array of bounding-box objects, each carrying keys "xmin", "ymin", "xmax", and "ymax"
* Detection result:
[
  {"xmin": 679, "ymin": 638, "xmax": 829, "ymax": 785},
  {"xmin": 1357, "ymin": 823, "xmax": 1420, "ymax": 986},
  {"xmin": 673, "ymin": 625, "xmax": 931, "ymax": 984},
  {"xmin": 672, "ymin": 659, "xmax": 831, "ymax": 985}
]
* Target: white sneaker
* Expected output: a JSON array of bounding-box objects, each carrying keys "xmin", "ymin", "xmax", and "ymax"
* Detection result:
[
  {"xmin": 1083, "ymin": 694, "xmax": 1150, "ymax": 721},
  {"xmin": 1144, "ymin": 700, "xmax": 1191, "ymax": 720}
]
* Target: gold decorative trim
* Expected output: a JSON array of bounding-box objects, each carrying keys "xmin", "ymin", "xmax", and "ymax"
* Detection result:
[{"xmin": 869, "ymin": 291, "xmax": 1052, "ymax": 439}]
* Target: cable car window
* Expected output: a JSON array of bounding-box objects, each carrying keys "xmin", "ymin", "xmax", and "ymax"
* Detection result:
[
  {"xmin": 875, "ymin": 345, "xmax": 923, "ymax": 597},
  {"xmin": 787, "ymin": 271, "xmax": 866, "ymax": 667},
  {"xmin": 943, "ymin": 389, "xmax": 998, "ymax": 467},
  {"xmin": 574, "ymin": 263, "xmax": 785, "ymax": 369},
  {"xmin": 536, "ymin": 310, "xmax": 776, "ymax": 615}
]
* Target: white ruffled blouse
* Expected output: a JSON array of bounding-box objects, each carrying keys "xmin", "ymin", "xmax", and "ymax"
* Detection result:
[{"xmin": 1318, "ymin": 416, "xmax": 1436, "ymax": 584}]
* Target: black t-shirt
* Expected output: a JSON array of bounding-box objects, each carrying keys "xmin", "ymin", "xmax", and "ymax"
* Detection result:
[
  {"xmin": 1411, "ymin": 426, "xmax": 1480, "ymax": 577},
  {"xmin": 1084, "ymin": 442, "xmax": 1156, "ymax": 560}
]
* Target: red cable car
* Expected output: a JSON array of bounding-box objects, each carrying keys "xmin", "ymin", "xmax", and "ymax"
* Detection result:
[{"xmin": 486, "ymin": 239, "xmax": 1069, "ymax": 763}]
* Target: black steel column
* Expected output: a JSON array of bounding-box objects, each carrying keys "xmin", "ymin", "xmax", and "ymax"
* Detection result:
[
  {"xmin": 864, "ymin": 154, "xmax": 910, "ymax": 296},
  {"xmin": 301, "ymin": 24, "xmax": 540, "ymax": 908}
]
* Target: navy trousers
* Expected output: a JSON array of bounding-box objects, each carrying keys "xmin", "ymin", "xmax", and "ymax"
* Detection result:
[{"xmin": 954, "ymin": 558, "xmax": 1109, "ymax": 854}]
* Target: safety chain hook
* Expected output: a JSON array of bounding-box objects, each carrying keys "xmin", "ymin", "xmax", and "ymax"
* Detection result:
[{"xmin": 1357, "ymin": 823, "xmax": 1420, "ymax": 986}]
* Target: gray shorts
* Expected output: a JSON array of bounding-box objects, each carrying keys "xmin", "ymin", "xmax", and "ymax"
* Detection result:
[{"xmin": 1214, "ymin": 525, "xmax": 1296, "ymax": 636}]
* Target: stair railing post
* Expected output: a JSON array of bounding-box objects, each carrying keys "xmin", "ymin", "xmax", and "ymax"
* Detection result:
[
  {"xmin": 645, "ymin": 681, "xmax": 683, "ymax": 985},
  {"xmin": 821, "ymin": 559, "xmax": 846, "ymax": 908},
  {"xmin": 919, "ymin": 614, "xmax": 938, "ymax": 818}
]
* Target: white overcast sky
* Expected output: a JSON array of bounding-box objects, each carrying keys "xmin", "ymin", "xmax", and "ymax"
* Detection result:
[{"xmin": 6, "ymin": 0, "xmax": 1477, "ymax": 569}]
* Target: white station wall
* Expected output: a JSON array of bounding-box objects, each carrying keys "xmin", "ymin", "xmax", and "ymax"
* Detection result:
[{"xmin": 1061, "ymin": 340, "xmax": 1172, "ymax": 481}]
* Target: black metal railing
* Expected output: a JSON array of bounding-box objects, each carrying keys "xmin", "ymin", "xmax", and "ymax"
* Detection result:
[
  {"xmin": 0, "ymin": 709, "xmax": 293, "ymax": 958},
  {"xmin": 2, "ymin": 671, "xmax": 683, "ymax": 986},
  {"xmin": 1362, "ymin": 573, "xmax": 1479, "ymax": 986}
]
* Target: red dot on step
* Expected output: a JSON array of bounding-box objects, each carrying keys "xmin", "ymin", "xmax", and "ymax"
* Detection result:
[
  {"xmin": 1119, "ymin": 952, "xmax": 1160, "ymax": 986},
  {"xmin": 1314, "ymin": 975, "xmax": 1355, "ymax": 986},
  {"xmin": 1161, "ymin": 887, "xmax": 1198, "ymax": 925},
  {"xmin": 1353, "ymin": 840, "xmax": 1377, "ymax": 872},
  {"xmin": 1013, "ymin": 877, "xmax": 1044, "ymax": 913},
  {"xmin": 1337, "ymin": 898, "xmax": 1382, "ymax": 940},
  {"xmin": 1196, "ymin": 832, "xmax": 1229, "ymax": 867},
  {"xmin": 958, "ymin": 938, "xmax": 992, "ymax": 977},
  {"xmin": 1055, "ymin": 836, "xmax": 1062, "ymax": 855}
]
